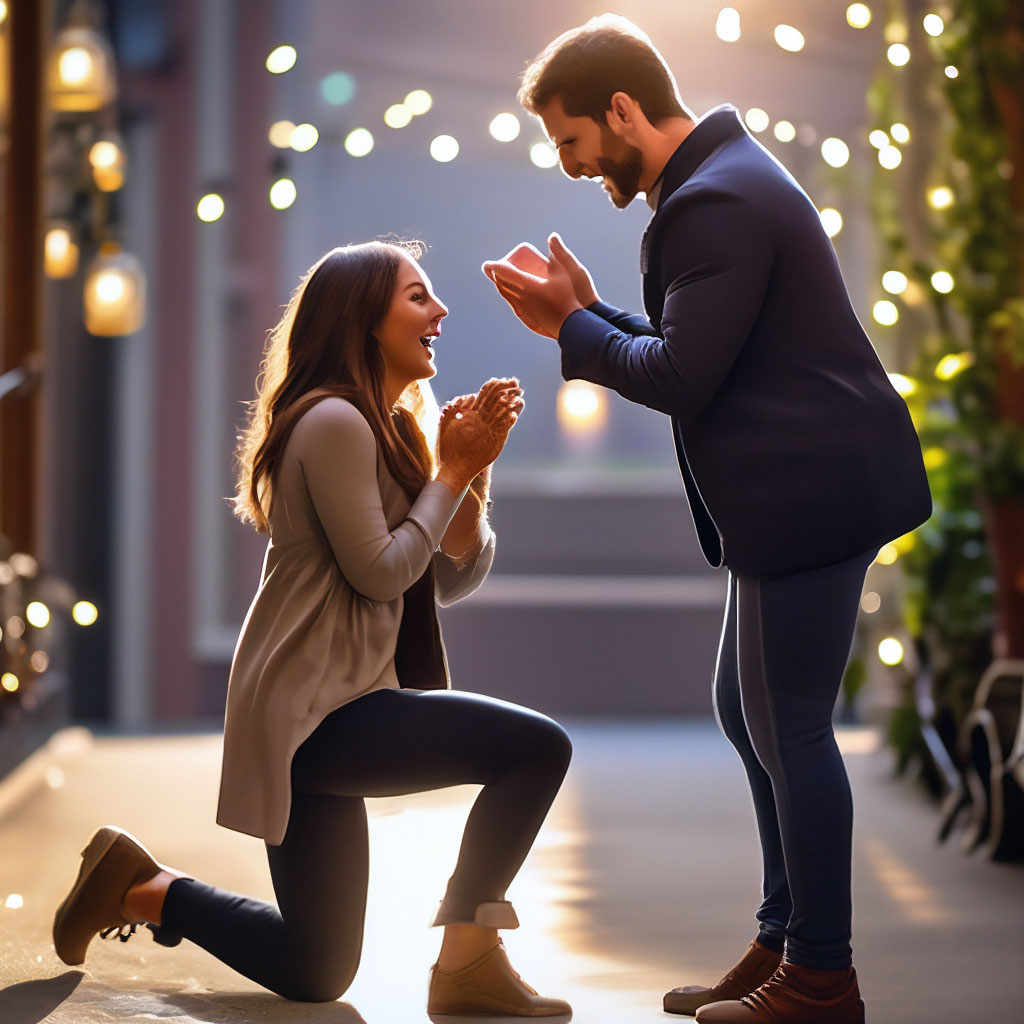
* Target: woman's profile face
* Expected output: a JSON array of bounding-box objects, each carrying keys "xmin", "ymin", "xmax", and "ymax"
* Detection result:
[{"xmin": 375, "ymin": 252, "xmax": 448, "ymax": 391}]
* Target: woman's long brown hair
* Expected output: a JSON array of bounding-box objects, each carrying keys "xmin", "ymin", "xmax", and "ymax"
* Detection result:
[{"xmin": 234, "ymin": 241, "xmax": 434, "ymax": 534}]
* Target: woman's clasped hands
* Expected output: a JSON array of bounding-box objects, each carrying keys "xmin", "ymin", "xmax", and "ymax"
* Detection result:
[{"xmin": 435, "ymin": 377, "xmax": 524, "ymax": 494}]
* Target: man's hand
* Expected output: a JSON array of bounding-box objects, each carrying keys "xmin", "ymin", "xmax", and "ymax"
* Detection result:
[
  {"xmin": 548, "ymin": 233, "xmax": 600, "ymax": 308},
  {"xmin": 482, "ymin": 235, "xmax": 585, "ymax": 340}
]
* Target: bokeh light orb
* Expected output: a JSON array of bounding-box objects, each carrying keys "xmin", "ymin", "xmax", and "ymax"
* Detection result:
[
  {"xmin": 429, "ymin": 135, "xmax": 460, "ymax": 163},
  {"xmin": 344, "ymin": 128, "xmax": 375, "ymax": 157}
]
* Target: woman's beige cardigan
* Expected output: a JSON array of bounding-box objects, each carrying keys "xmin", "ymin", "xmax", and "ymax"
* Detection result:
[{"xmin": 217, "ymin": 397, "xmax": 495, "ymax": 845}]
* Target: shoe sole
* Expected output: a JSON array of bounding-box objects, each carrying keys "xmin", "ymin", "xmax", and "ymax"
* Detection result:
[{"xmin": 52, "ymin": 826, "xmax": 156, "ymax": 966}]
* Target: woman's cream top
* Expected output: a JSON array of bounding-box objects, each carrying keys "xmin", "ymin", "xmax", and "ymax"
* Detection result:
[{"xmin": 216, "ymin": 397, "xmax": 495, "ymax": 845}]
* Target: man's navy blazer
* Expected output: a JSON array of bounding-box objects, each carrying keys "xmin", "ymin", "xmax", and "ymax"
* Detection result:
[{"xmin": 558, "ymin": 106, "xmax": 932, "ymax": 578}]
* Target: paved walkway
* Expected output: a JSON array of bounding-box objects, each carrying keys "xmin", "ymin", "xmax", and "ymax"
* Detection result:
[{"xmin": 1, "ymin": 720, "xmax": 1022, "ymax": 1023}]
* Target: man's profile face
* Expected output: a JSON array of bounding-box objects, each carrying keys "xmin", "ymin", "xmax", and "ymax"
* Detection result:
[{"xmin": 538, "ymin": 96, "xmax": 644, "ymax": 209}]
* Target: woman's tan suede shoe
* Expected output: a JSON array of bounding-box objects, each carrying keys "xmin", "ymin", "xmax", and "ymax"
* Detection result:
[
  {"xmin": 52, "ymin": 826, "xmax": 163, "ymax": 966},
  {"xmin": 428, "ymin": 941, "xmax": 572, "ymax": 1017},
  {"xmin": 664, "ymin": 940, "xmax": 783, "ymax": 1015}
]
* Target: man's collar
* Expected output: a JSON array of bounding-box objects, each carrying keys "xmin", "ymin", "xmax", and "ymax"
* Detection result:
[{"xmin": 649, "ymin": 105, "xmax": 747, "ymax": 212}]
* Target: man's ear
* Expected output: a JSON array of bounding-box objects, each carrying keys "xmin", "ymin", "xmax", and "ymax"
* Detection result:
[{"xmin": 605, "ymin": 91, "xmax": 637, "ymax": 137}]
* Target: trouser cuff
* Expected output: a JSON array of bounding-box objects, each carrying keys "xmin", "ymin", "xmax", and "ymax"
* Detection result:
[{"xmin": 431, "ymin": 899, "xmax": 520, "ymax": 929}]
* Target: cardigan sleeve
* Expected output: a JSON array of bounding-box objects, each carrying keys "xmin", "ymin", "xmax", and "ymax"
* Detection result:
[
  {"xmin": 433, "ymin": 523, "xmax": 496, "ymax": 607},
  {"xmin": 558, "ymin": 192, "xmax": 774, "ymax": 427},
  {"xmin": 294, "ymin": 398, "xmax": 463, "ymax": 602}
]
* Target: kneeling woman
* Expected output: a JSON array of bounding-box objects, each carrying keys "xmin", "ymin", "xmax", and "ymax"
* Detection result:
[{"xmin": 53, "ymin": 241, "xmax": 573, "ymax": 1017}]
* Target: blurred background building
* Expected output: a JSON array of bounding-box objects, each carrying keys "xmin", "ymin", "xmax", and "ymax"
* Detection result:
[{"xmin": 1, "ymin": 0, "xmax": 1022, "ymax": 859}]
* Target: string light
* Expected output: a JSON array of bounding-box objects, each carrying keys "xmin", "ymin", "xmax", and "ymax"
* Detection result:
[
  {"xmin": 819, "ymin": 208, "xmax": 843, "ymax": 237},
  {"xmin": 887, "ymin": 43, "xmax": 910, "ymax": 66},
  {"xmin": 404, "ymin": 90, "xmax": 433, "ymax": 115},
  {"xmin": 269, "ymin": 178, "xmax": 297, "ymax": 209},
  {"xmin": 265, "ymin": 45, "xmax": 297, "ymax": 74},
  {"xmin": 878, "ymin": 145, "xmax": 902, "ymax": 169},
  {"xmin": 931, "ymin": 270, "xmax": 954, "ymax": 293},
  {"xmin": 196, "ymin": 194, "xmax": 225, "ymax": 223},
  {"xmin": 429, "ymin": 135, "xmax": 459, "ymax": 163},
  {"xmin": 344, "ymin": 128, "xmax": 375, "ymax": 157},
  {"xmin": 269, "ymin": 120, "xmax": 296, "ymax": 148},
  {"xmin": 558, "ymin": 381, "xmax": 607, "ymax": 433},
  {"xmin": 890, "ymin": 123, "xmax": 910, "ymax": 144},
  {"xmin": 944, "ymin": 65, "xmax": 959, "ymax": 78},
  {"xmin": 26, "ymin": 602, "xmax": 50, "ymax": 629},
  {"xmin": 384, "ymin": 104, "xmax": 413, "ymax": 129},
  {"xmin": 774, "ymin": 25, "xmax": 805, "ymax": 52},
  {"xmin": 928, "ymin": 186, "xmax": 954, "ymax": 209},
  {"xmin": 715, "ymin": 8, "xmax": 741, "ymax": 43},
  {"xmin": 821, "ymin": 138, "xmax": 850, "ymax": 167},
  {"xmin": 874, "ymin": 300, "xmax": 899, "ymax": 325},
  {"xmin": 882, "ymin": 271, "xmax": 908, "ymax": 294},
  {"xmin": 530, "ymin": 142, "xmax": 558, "ymax": 168},
  {"xmin": 935, "ymin": 352, "xmax": 975, "ymax": 380},
  {"xmin": 878, "ymin": 637, "xmax": 905, "ymax": 665},
  {"xmin": 887, "ymin": 373, "xmax": 916, "ymax": 396},
  {"xmin": 489, "ymin": 113, "xmax": 521, "ymax": 142},
  {"xmin": 44, "ymin": 225, "xmax": 79, "ymax": 278},
  {"xmin": 289, "ymin": 123, "xmax": 319, "ymax": 151},
  {"xmin": 923, "ymin": 13, "xmax": 945, "ymax": 37},
  {"xmin": 773, "ymin": 120, "xmax": 796, "ymax": 142},
  {"xmin": 846, "ymin": 4, "xmax": 872, "ymax": 29},
  {"xmin": 869, "ymin": 129, "xmax": 890, "ymax": 149},
  {"xmin": 1, "ymin": 673, "xmax": 19, "ymax": 693},
  {"xmin": 745, "ymin": 108, "xmax": 770, "ymax": 133},
  {"xmin": 72, "ymin": 601, "xmax": 99, "ymax": 626}
]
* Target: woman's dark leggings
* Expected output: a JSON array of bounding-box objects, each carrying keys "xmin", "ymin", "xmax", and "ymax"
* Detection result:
[
  {"xmin": 712, "ymin": 548, "xmax": 875, "ymax": 971},
  {"xmin": 160, "ymin": 688, "xmax": 572, "ymax": 1001}
]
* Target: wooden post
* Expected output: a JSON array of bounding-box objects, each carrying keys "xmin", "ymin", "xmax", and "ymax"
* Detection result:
[{"xmin": 1, "ymin": 0, "xmax": 51, "ymax": 553}]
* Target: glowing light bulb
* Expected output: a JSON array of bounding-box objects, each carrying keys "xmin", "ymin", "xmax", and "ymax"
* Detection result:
[
  {"xmin": 821, "ymin": 138, "xmax": 850, "ymax": 168},
  {"xmin": 59, "ymin": 47, "xmax": 93, "ymax": 86},
  {"xmin": 869, "ymin": 130, "xmax": 889, "ymax": 149},
  {"xmin": 890, "ymin": 123, "xmax": 910, "ymax": 144},
  {"xmin": 384, "ymin": 104, "xmax": 413, "ymax": 129},
  {"xmin": 269, "ymin": 178, "xmax": 297, "ymax": 209},
  {"xmin": 887, "ymin": 43, "xmax": 910, "ymax": 66},
  {"xmin": 269, "ymin": 120, "xmax": 296, "ymax": 148},
  {"xmin": 887, "ymin": 373, "xmax": 916, "ymax": 396},
  {"xmin": 404, "ymin": 90, "xmax": 433, "ymax": 115},
  {"xmin": 196, "ymin": 193, "xmax": 225, "ymax": 223},
  {"xmin": 265, "ymin": 45, "xmax": 297, "ymax": 74},
  {"xmin": 944, "ymin": 65, "xmax": 959, "ymax": 79},
  {"xmin": 26, "ymin": 602, "xmax": 50, "ymax": 629},
  {"xmin": 935, "ymin": 352, "xmax": 974, "ymax": 380},
  {"xmin": 878, "ymin": 145, "xmax": 902, "ymax": 169},
  {"xmin": 1, "ymin": 673, "xmax": 19, "ymax": 693},
  {"xmin": 928, "ymin": 186, "xmax": 954, "ymax": 209},
  {"xmin": 882, "ymin": 271, "xmax": 908, "ymax": 294},
  {"xmin": 715, "ymin": 8, "xmax": 741, "ymax": 42},
  {"xmin": 774, "ymin": 25, "xmax": 805, "ymax": 52},
  {"xmin": 878, "ymin": 637, "xmax": 905, "ymax": 665},
  {"xmin": 72, "ymin": 601, "xmax": 99, "ymax": 626},
  {"xmin": 745, "ymin": 108, "xmax": 769, "ymax": 133},
  {"xmin": 489, "ymin": 113, "xmax": 521, "ymax": 142},
  {"xmin": 290, "ymin": 123, "xmax": 319, "ymax": 151},
  {"xmin": 923, "ymin": 13, "xmax": 945, "ymax": 37},
  {"xmin": 931, "ymin": 271, "xmax": 954, "ymax": 293},
  {"xmin": 430, "ymin": 135, "xmax": 459, "ymax": 163},
  {"xmin": 819, "ymin": 208, "xmax": 843, "ymax": 237},
  {"xmin": 530, "ymin": 142, "xmax": 558, "ymax": 168},
  {"xmin": 873, "ymin": 300, "xmax": 899, "ymax": 326},
  {"xmin": 558, "ymin": 381, "xmax": 607, "ymax": 433},
  {"xmin": 95, "ymin": 271, "xmax": 125, "ymax": 304},
  {"xmin": 846, "ymin": 4, "xmax": 872, "ymax": 29},
  {"xmin": 345, "ymin": 128, "xmax": 375, "ymax": 157},
  {"xmin": 773, "ymin": 120, "xmax": 796, "ymax": 143}
]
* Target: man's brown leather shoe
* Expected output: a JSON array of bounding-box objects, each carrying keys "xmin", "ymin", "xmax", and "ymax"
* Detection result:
[
  {"xmin": 664, "ymin": 940, "xmax": 783, "ymax": 1015},
  {"xmin": 695, "ymin": 962, "xmax": 865, "ymax": 1022}
]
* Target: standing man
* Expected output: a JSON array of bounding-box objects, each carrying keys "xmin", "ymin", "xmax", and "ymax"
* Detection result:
[{"xmin": 483, "ymin": 15, "xmax": 930, "ymax": 1024}]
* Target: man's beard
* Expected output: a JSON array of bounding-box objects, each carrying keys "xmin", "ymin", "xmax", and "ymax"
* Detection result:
[{"xmin": 596, "ymin": 143, "xmax": 644, "ymax": 210}]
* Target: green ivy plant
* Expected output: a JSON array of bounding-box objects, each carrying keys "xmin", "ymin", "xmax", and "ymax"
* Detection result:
[{"xmin": 867, "ymin": 0, "xmax": 1022, "ymax": 770}]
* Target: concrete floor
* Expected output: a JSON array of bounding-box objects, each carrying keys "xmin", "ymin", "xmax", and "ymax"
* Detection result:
[{"xmin": 1, "ymin": 720, "xmax": 1022, "ymax": 1023}]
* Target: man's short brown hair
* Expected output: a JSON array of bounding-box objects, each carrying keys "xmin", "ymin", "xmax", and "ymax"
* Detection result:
[{"xmin": 518, "ymin": 14, "xmax": 688, "ymax": 125}]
